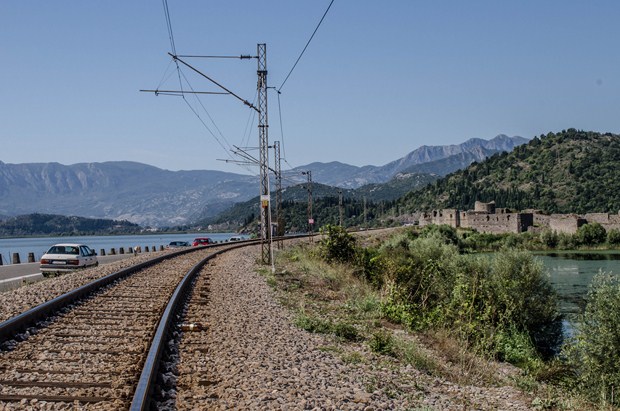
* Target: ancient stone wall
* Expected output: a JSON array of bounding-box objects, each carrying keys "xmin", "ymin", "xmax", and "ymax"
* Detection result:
[
  {"xmin": 418, "ymin": 204, "xmax": 619, "ymax": 235},
  {"xmin": 460, "ymin": 211, "xmax": 532, "ymax": 234},
  {"xmin": 419, "ymin": 209, "xmax": 459, "ymax": 228},
  {"xmin": 583, "ymin": 213, "xmax": 620, "ymax": 232},
  {"xmin": 547, "ymin": 214, "xmax": 585, "ymax": 234}
]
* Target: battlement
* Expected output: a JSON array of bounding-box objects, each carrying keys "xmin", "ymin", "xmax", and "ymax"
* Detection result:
[{"xmin": 419, "ymin": 202, "xmax": 620, "ymax": 235}]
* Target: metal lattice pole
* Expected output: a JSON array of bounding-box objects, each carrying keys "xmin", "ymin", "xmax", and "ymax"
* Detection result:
[{"xmin": 257, "ymin": 43, "xmax": 272, "ymax": 264}]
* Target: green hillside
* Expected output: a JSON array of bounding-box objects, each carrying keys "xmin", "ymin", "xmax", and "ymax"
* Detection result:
[
  {"xmin": 200, "ymin": 172, "xmax": 435, "ymax": 231},
  {"xmin": 200, "ymin": 183, "xmax": 400, "ymax": 232},
  {"xmin": 396, "ymin": 129, "xmax": 620, "ymax": 214},
  {"xmin": 0, "ymin": 214, "xmax": 141, "ymax": 237}
]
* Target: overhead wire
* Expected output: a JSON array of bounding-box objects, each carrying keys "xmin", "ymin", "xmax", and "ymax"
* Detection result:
[
  {"xmin": 159, "ymin": 0, "xmax": 258, "ymax": 175},
  {"xmin": 277, "ymin": 0, "xmax": 335, "ymax": 93},
  {"xmin": 162, "ymin": 0, "xmax": 184, "ymax": 95},
  {"xmin": 241, "ymin": 91, "xmax": 259, "ymax": 149},
  {"xmin": 275, "ymin": 0, "xmax": 335, "ymax": 174}
]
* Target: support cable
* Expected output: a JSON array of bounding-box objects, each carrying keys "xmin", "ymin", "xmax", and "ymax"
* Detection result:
[{"xmin": 170, "ymin": 54, "xmax": 257, "ymax": 111}]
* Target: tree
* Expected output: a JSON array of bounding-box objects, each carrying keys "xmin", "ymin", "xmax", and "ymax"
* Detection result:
[{"xmin": 575, "ymin": 223, "xmax": 607, "ymax": 246}]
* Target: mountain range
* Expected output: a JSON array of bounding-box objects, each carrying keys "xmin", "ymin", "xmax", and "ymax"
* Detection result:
[
  {"xmin": 396, "ymin": 129, "xmax": 620, "ymax": 215},
  {"xmin": 0, "ymin": 134, "xmax": 527, "ymax": 226}
]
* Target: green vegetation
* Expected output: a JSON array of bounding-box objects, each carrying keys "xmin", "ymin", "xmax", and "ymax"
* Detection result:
[
  {"xmin": 396, "ymin": 129, "xmax": 620, "ymax": 215},
  {"xmin": 564, "ymin": 273, "xmax": 620, "ymax": 407},
  {"xmin": 274, "ymin": 227, "xmax": 618, "ymax": 409},
  {"xmin": 413, "ymin": 222, "xmax": 620, "ymax": 253},
  {"xmin": 0, "ymin": 213, "xmax": 141, "ymax": 237},
  {"xmin": 201, "ymin": 174, "xmax": 437, "ymax": 232}
]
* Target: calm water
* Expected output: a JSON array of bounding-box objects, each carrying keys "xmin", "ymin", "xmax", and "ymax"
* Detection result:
[
  {"xmin": 534, "ymin": 251, "xmax": 620, "ymax": 317},
  {"xmin": 0, "ymin": 232, "xmax": 246, "ymax": 264}
]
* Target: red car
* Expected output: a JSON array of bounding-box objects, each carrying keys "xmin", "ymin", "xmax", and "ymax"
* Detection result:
[{"xmin": 192, "ymin": 237, "xmax": 213, "ymax": 246}]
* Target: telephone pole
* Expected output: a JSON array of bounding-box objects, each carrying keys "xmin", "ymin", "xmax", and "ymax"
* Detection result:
[
  {"xmin": 273, "ymin": 140, "xmax": 284, "ymax": 249},
  {"xmin": 338, "ymin": 189, "xmax": 344, "ymax": 227},
  {"xmin": 363, "ymin": 196, "xmax": 367, "ymax": 230},
  {"xmin": 302, "ymin": 170, "xmax": 313, "ymax": 241},
  {"xmin": 257, "ymin": 43, "xmax": 272, "ymax": 264}
]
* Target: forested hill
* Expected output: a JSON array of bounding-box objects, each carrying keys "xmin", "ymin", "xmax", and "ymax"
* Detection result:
[
  {"xmin": 396, "ymin": 129, "xmax": 620, "ymax": 215},
  {"xmin": 0, "ymin": 214, "xmax": 141, "ymax": 237}
]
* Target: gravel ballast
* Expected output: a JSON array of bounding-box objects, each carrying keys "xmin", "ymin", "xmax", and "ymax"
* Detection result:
[{"xmin": 174, "ymin": 246, "xmax": 535, "ymax": 410}]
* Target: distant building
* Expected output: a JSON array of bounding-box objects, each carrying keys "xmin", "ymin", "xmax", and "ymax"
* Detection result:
[{"xmin": 419, "ymin": 201, "xmax": 620, "ymax": 235}]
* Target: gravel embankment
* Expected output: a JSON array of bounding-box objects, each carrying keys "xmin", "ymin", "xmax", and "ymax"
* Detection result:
[
  {"xmin": 0, "ymin": 241, "xmax": 536, "ymax": 410},
  {"xmin": 175, "ymin": 246, "xmax": 535, "ymax": 410},
  {"xmin": 0, "ymin": 249, "xmax": 181, "ymax": 322}
]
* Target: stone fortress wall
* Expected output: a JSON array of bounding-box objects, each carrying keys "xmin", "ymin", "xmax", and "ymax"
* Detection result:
[{"xmin": 419, "ymin": 201, "xmax": 620, "ymax": 235}]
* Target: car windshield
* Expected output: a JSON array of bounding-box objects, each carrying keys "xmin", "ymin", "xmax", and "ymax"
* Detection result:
[{"xmin": 48, "ymin": 245, "xmax": 79, "ymax": 255}]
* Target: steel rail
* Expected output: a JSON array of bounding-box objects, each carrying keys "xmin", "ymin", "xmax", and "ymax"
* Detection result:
[
  {"xmin": 129, "ymin": 240, "xmax": 259, "ymax": 410},
  {"xmin": 0, "ymin": 245, "xmax": 214, "ymax": 345}
]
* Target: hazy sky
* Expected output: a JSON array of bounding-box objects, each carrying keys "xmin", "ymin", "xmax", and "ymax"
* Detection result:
[{"xmin": 2, "ymin": 1, "xmax": 619, "ymax": 174}]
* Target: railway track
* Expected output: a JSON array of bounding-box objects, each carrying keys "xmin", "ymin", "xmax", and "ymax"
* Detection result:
[{"xmin": 0, "ymin": 241, "xmax": 259, "ymax": 410}]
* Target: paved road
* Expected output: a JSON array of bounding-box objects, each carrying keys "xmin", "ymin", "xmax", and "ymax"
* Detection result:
[{"xmin": 0, "ymin": 254, "xmax": 134, "ymax": 283}]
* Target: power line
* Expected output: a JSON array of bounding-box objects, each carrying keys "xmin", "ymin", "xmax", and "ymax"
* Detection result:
[
  {"xmin": 162, "ymin": 0, "xmax": 184, "ymax": 95},
  {"xmin": 278, "ymin": 0, "xmax": 335, "ymax": 92},
  {"xmin": 162, "ymin": 0, "xmax": 177, "ymax": 56}
]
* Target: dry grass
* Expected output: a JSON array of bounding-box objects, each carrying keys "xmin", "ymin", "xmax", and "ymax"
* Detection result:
[{"xmin": 270, "ymin": 234, "xmax": 599, "ymax": 410}]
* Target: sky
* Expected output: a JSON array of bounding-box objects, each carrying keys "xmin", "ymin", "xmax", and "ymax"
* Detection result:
[{"xmin": 2, "ymin": 1, "xmax": 619, "ymax": 174}]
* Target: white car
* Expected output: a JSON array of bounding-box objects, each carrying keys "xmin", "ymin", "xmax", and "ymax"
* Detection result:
[{"xmin": 40, "ymin": 243, "xmax": 99, "ymax": 274}]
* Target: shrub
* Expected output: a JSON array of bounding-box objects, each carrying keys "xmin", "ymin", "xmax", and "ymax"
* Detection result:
[
  {"xmin": 318, "ymin": 224, "xmax": 357, "ymax": 263},
  {"xmin": 332, "ymin": 322, "xmax": 360, "ymax": 341},
  {"xmin": 382, "ymin": 234, "xmax": 461, "ymax": 329},
  {"xmin": 557, "ymin": 232, "xmax": 576, "ymax": 249},
  {"xmin": 607, "ymin": 229, "xmax": 620, "ymax": 246},
  {"xmin": 368, "ymin": 329, "xmax": 395, "ymax": 356},
  {"xmin": 574, "ymin": 223, "xmax": 607, "ymax": 246},
  {"xmin": 419, "ymin": 224, "xmax": 459, "ymax": 246},
  {"xmin": 540, "ymin": 229, "xmax": 559, "ymax": 249},
  {"xmin": 353, "ymin": 247, "xmax": 385, "ymax": 288},
  {"xmin": 486, "ymin": 250, "xmax": 563, "ymax": 359},
  {"xmin": 564, "ymin": 273, "xmax": 620, "ymax": 406},
  {"xmin": 294, "ymin": 313, "xmax": 332, "ymax": 334}
]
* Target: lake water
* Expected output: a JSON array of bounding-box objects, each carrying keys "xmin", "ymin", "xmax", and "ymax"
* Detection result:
[
  {"xmin": 0, "ymin": 232, "xmax": 246, "ymax": 265},
  {"xmin": 534, "ymin": 251, "xmax": 620, "ymax": 316}
]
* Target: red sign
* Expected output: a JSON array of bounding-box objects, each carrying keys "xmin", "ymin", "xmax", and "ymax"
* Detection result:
[{"xmin": 309, "ymin": 218, "xmax": 314, "ymax": 224}]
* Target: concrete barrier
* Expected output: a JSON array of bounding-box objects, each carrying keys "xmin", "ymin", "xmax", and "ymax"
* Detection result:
[{"xmin": 1, "ymin": 244, "xmax": 166, "ymax": 265}]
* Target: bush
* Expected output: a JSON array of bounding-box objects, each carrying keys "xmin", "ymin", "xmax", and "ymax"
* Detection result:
[
  {"xmin": 574, "ymin": 223, "xmax": 607, "ymax": 246},
  {"xmin": 557, "ymin": 232, "xmax": 576, "ymax": 249},
  {"xmin": 318, "ymin": 224, "xmax": 357, "ymax": 263},
  {"xmin": 607, "ymin": 229, "xmax": 620, "ymax": 246},
  {"xmin": 486, "ymin": 250, "xmax": 563, "ymax": 359},
  {"xmin": 540, "ymin": 229, "xmax": 559, "ymax": 249},
  {"xmin": 564, "ymin": 273, "xmax": 620, "ymax": 406},
  {"xmin": 381, "ymin": 234, "xmax": 461, "ymax": 329},
  {"xmin": 419, "ymin": 224, "xmax": 459, "ymax": 246},
  {"xmin": 379, "ymin": 235, "xmax": 562, "ymax": 361},
  {"xmin": 354, "ymin": 247, "xmax": 384, "ymax": 288},
  {"xmin": 368, "ymin": 329, "xmax": 395, "ymax": 356}
]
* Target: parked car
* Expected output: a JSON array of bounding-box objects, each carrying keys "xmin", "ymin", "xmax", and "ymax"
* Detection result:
[
  {"xmin": 40, "ymin": 243, "xmax": 98, "ymax": 275},
  {"xmin": 192, "ymin": 237, "xmax": 213, "ymax": 246},
  {"xmin": 228, "ymin": 236, "xmax": 243, "ymax": 242},
  {"xmin": 166, "ymin": 241, "xmax": 190, "ymax": 249}
]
